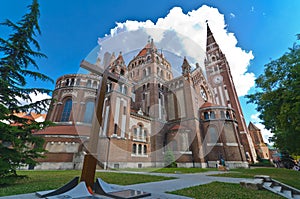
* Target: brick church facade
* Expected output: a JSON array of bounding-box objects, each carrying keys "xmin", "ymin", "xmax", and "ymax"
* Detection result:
[{"xmin": 34, "ymin": 24, "xmax": 258, "ymax": 169}]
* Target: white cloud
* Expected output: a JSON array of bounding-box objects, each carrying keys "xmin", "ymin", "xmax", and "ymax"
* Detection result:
[
  {"xmin": 250, "ymin": 6, "xmax": 255, "ymax": 12},
  {"xmin": 251, "ymin": 113, "xmax": 273, "ymax": 144},
  {"xmin": 230, "ymin": 13, "xmax": 236, "ymax": 18},
  {"xmin": 17, "ymin": 92, "xmax": 51, "ymax": 106},
  {"xmin": 99, "ymin": 5, "xmax": 255, "ymax": 96}
]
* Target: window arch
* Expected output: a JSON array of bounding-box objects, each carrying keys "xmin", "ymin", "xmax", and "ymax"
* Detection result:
[
  {"xmin": 76, "ymin": 78, "xmax": 81, "ymax": 86},
  {"xmin": 210, "ymin": 111, "xmax": 216, "ymax": 119},
  {"xmin": 120, "ymin": 69, "xmax": 125, "ymax": 76},
  {"xmin": 61, "ymin": 99, "xmax": 72, "ymax": 122},
  {"xmin": 134, "ymin": 128, "xmax": 137, "ymax": 138},
  {"xmin": 92, "ymin": 81, "xmax": 97, "ymax": 89},
  {"xmin": 83, "ymin": 101, "xmax": 95, "ymax": 123},
  {"xmin": 138, "ymin": 144, "xmax": 142, "ymax": 154},
  {"xmin": 132, "ymin": 144, "xmax": 137, "ymax": 154},
  {"xmin": 65, "ymin": 79, "xmax": 70, "ymax": 86},
  {"xmin": 226, "ymin": 111, "xmax": 231, "ymax": 119},
  {"xmin": 86, "ymin": 80, "xmax": 91, "ymax": 88},
  {"xmin": 143, "ymin": 145, "xmax": 147, "ymax": 154},
  {"xmin": 70, "ymin": 78, "xmax": 75, "ymax": 86},
  {"xmin": 147, "ymin": 56, "xmax": 151, "ymax": 62}
]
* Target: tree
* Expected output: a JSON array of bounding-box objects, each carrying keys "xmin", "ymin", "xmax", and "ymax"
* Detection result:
[
  {"xmin": 247, "ymin": 35, "xmax": 300, "ymax": 155},
  {"xmin": 164, "ymin": 148, "xmax": 177, "ymax": 168},
  {"xmin": 0, "ymin": 0, "xmax": 53, "ymax": 178}
]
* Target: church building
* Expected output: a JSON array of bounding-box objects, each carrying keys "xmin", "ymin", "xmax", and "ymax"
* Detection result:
[{"xmin": 34, "ymin": 24, "xmax": 257, "ymax": 170}]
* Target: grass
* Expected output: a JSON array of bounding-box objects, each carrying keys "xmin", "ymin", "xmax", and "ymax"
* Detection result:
[
  {"xmin": 0, "ymin": 170, "xmax": 175, "ymax": 197},
  {"xmin": 118, "ymin": 167, "xmax": 217, "ymax": 173},
  {"xmin": 153, "ymin": 167, "xmax": 217, "ymax": 173},
  {"xmin": 170, "ymin": 181, "xmax": 284, "ymax": 199},
  {"xmin": 211, "ymin": 167, "xmax": 300, "ymax": 189}
]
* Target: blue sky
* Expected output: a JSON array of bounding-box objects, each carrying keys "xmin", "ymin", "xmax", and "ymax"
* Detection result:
[{"xmin": 1, "ymin": 0, "xmax": 300, "ymax": 142}]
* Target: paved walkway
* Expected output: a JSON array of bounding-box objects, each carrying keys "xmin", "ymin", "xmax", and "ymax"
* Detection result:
[{"xmin": 0, "ymin": 171, "xmax": 247, "ymax": 199}]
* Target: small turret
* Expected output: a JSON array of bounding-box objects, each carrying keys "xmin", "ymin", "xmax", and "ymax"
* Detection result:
[{"xmin": 181, "ymin": 56, "xmax": 191, "ymax": 76}]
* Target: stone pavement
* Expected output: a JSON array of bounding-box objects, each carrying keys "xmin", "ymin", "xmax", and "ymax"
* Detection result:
[{"xmin": 0, "ymin": 171, "xmax": 247, "ymax": 199}]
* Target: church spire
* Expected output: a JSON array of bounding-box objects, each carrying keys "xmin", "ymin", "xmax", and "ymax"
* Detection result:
[{"xmin": 206, "ymin": 22, "xmax": 218, "ymax": 53}]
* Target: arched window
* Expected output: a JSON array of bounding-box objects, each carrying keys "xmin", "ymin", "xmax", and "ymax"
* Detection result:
[
  {"xmin": 143, "ymin": 145, "xmax": 147, "ymax": 154},
  {"xmin": 132, "ymin": 144, "xmax": 137, "ymax": 154},
  {"xmin": 65, "ymin": 79, "xmax": 70, "ymax": 86},
  {"xmin": 61, "ymin": 99, "xmax": 72, "ymax": 122},
  {"xmin": 204, "ymin": 112, "xmax": 209, "ymax": 120},
  {"xmin": 210, "ymin": 111, "xmax": 216, "ymax": 119},
  {"xmin": 114, "ymin": 124, "xmax": 117, "ymax": 135},
  {"xmin": 83, "ymin": 101, "xmax": 95, "ymax": 123},
  {"xmin": 138, "ymin": 144, "xmax": 142, "ymax": 154},
  {"xmin": 226, "ymin": 111, "xmax": 231, "ymax": 119},
  {"xmin": 134, "ymin": 128, "xmax": 137, "ymax": 138},
  {"xmin": 76, "ymin": 78, "xmax": 81, "ymax": 86},
  {"xmin": 123, "ymin": 86, "xmax": 127, "ymax": 94},
  {"xmin": 139, "ymin": 125, "xmax": 143, "ymax": 139},
  {"xmin": 92, "ymin": 81, "xmax": 97, "ymax": 89},
  {"xmin": 86, "ymin": 80, "xmax": 91, "ymax": 88},
  {"xmin": 70, "ymin": 78, "xmax": 75, "ymax": 86},
  {"xmin": 208, "ymin": 126, "xmax": 219, "ymax": 143}
]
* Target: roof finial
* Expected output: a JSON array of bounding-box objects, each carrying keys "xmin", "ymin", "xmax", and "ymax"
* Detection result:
[{"xmin": 147, "ymin": 35, "xmax": 151, "ymax": 43}]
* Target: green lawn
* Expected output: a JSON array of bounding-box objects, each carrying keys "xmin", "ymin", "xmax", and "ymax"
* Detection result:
[
  {"xmin": 119, "ymin": 167, "xmax": 217, "ymax": 173},
  {"xmin": 170, "ymin": 181, "xmax": 284, "ymax": 199},
  {"xmin": 0, "ymin": 170, "xmax": 175, "ymax": 197},
  {"xmin": 211, "ymin": 167, "xmax": 300, "ymax": 189},
  {"xmin": 153, "ymin": 167, "xmax": 217, "ymax": 173}
]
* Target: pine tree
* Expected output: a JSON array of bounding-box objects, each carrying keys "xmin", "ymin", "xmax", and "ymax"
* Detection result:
[{"xmin": 0, "ymin": 0, "xmax": 53, "ymax": 178}]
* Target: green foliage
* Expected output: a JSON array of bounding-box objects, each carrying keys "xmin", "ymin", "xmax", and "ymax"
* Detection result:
[
  {"xmin": 246, "ymin": 36, "xmax": 300, "ymax": 155},
  {"xmin": 153, "ymin": 167, "xmax": 216, "ymax": 173},
  {"xmin": 0, "ymin": 0, "xmax": 53, "ymax": 177},
  {"xmin": 164, "ymin": 148, "xmax": 177, "ymax": 168}
]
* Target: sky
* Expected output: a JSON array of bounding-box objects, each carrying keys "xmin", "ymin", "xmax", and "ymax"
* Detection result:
[{"xmin": 1, "ymin": 0, "xmax": 300, "ymax": 143}]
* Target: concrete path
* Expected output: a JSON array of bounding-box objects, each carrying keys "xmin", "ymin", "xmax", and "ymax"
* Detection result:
[{"xmin": 0, "ymin": 171, "xmax": 246, "ymax": 199}]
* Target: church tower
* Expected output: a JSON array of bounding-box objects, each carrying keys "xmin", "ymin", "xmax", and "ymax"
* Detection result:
[{"xmin": 204, "ymin": 23, "xmax": 257, "ymax": 163}]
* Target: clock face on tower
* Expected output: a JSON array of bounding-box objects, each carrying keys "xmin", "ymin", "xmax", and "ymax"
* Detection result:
[
  {"xmin": 200, "ymin": 87, "xmax": 208, "ymax": 101},
  {"xmin": 213, "ymin": 75, "xmax": 223, "ymax": 85}
]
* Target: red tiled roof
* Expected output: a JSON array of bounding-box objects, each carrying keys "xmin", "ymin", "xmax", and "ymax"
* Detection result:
[
  {"xmin": 248, "ymin": 122, "xmax": 261, "ymax": 131},
  {"xmin": 137, "ymin": 48, "xmax": 148, "ymax": 57},
  {"xmin": 200, "ymin": 102, "xmax": 220, "ymax": 108},
  {"xmin": 34, "ymin": 125, "xmax": 91, "ymax": 136},
  {"xmin": 13, "ymin": 112, "xmax": 47, "ymax": 121}
]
